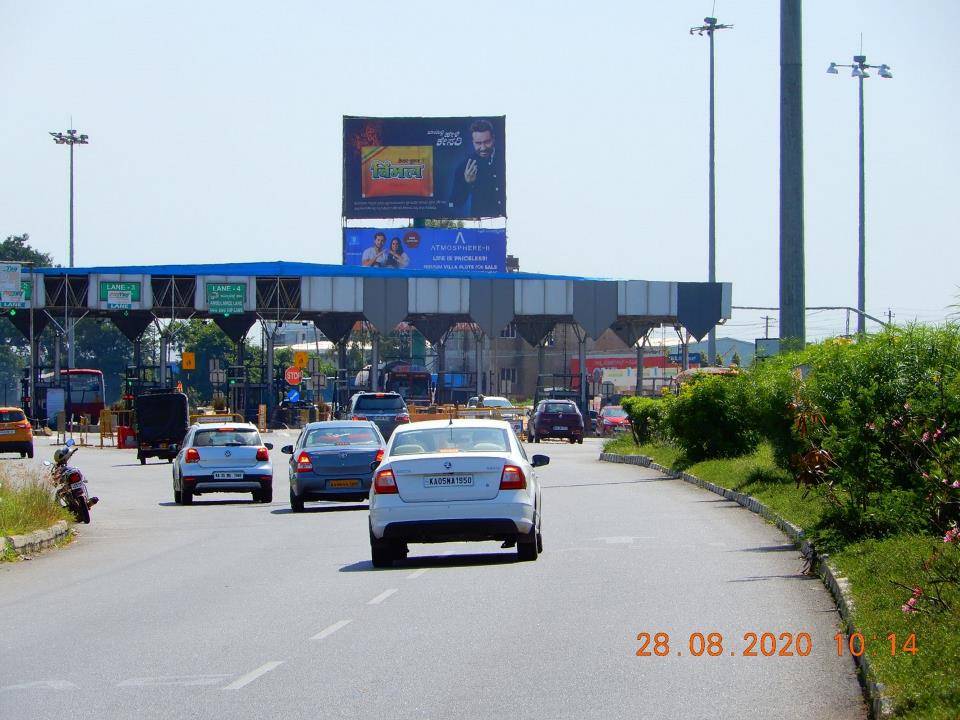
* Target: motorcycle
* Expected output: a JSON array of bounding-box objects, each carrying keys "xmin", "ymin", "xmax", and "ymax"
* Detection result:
[{"xmin": 44, "ymin": 439, "xmax": 98, "ymax": 524}]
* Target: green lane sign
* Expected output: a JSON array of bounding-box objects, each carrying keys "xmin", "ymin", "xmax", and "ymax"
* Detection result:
[
  {"xmin": 207, "ymin": 283, "xmax": 246, "ymax": 315},
  {"xmin": 99, "ymin": 281, "xmax": 141, "ymax": 309}
]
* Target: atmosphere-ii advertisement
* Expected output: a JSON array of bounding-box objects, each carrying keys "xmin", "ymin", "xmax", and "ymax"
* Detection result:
[
  {"xmin": 343, "ymin": 116, "xmax": 506, "ymax": 219},
  {"xmin": 342, "ymin": 228, "xmax": 506, "ymax": 272}
]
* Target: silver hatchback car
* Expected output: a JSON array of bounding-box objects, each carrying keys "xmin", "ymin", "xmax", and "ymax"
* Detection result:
[{"xmin": 172, "ymin": 422, "xmax": 274, "ymax": 505}]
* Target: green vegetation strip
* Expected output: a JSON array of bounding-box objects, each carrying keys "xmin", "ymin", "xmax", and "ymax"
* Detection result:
[
  {"xmin": 602, "ymin": 436, "xmax": 960, "ymax": 720},
  {"xmin": 0, "ymin": 468, "xmax": 73, "ymax": 560}
]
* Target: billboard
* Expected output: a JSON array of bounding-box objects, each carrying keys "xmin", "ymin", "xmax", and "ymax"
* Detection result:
[
  {"xmin": 343, "ymin": 116, "xmax": 506, "ymax": 219},
  {"xmin": 343, "ymin": 227, "xmax": 506, "ymax": 273}
]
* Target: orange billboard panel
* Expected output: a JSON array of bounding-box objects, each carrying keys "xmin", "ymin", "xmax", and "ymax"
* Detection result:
[{"xmin": 361, "ymin": 146, "xmax": 434, "ymax": 198}]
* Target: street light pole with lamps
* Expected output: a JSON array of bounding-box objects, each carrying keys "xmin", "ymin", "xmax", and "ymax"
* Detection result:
[
  {"xmin": 826, "ymin": 56, "xmax": 892, "ymax": 334},
  {"xmin": 691, "ymin": 16, "xmax": 732, "ymax": 365},
  {"xmin": 49, "ymin": 127, "xmax": 89, "ymax": 367}
]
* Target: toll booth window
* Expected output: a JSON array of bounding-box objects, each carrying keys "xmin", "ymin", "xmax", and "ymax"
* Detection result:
[{"xmin": 304, "ymin": 427, "xmax": 379, "ymax": 447}]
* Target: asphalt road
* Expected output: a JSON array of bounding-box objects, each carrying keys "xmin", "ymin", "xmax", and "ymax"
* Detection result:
[{"xmin": 1, "ymin": 435, "xmax": 866, "ymax": 719}]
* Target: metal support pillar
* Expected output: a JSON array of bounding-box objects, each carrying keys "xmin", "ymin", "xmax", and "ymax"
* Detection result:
[
  {"xmin": 475, "ymin": 331, "xmax": 483, "ymax": 397},
  {"xmin": 370, "ymin": 332, "xmax": 380, "ymax": 391},
  {"xmin": 575, "ymin": 328, "xmax": 587, "ymax": 416},
  {"xmin": 159, "ymin": 333, "xmax": 169, "ymax": 387},
  {"xmin": 265, "ymin": 327, "xmax": 276, "ymax": 416}
]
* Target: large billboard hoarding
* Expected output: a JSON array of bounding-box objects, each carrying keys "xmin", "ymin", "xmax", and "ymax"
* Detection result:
[
  {"xmin": 343, "ymin": 228, "xmax": 506, "ymax": 273},
  {"xmin": 343, "ymin": 116, "xmax": 506, "ymax": 219}
]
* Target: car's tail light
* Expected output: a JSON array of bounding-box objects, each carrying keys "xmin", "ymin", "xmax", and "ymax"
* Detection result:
[
  {"xmin": 185, "ymin": 448, "xmax": 200, "ymax": 463},
  {"xmin": 395, "ymin": 413, "xmax": 410, "ymax": 423},
  {"xmin": 352, "ymin": 414, "xmax": 367, "ymax": 421},
  {"xmin": 373, "ymin": 468, "xmax": 398, "ymax": 494},
  {"xmin": 499, "ymin": 464, "xmax": 526, "ymax": 490},
  {"xmin": 256, "ymin": 446, "xmax": 269, "ymax": 461},
  {"xmin": 296, "ymin": 452, "xmax": 313, "ymax": 473},
  {"xmin": 16, "ymin": 422, "xmax": 30, "ymax": 429},
  {"xmin": 374, "ymin": 448, "xmax": 384, "ymax": 463}
]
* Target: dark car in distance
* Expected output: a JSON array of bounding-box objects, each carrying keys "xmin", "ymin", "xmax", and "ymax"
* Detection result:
[
  {"xmin": 527, "ymin": 399, "xmax": 584, "ymax": 444},
  {"xmin": 346, "ymin": 392, "xmax": 409, "ymax": 440},
  {"xmin": 283, "ymin": 421, "xmax": 386, "ymax": 512}
]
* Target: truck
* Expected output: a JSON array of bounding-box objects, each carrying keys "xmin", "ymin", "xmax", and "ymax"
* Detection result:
[
  {"xmin": 354, "ymin": 361, "xmax": 433, "ymax": 406},
  {"xmin": 134, "ymin": 390, "xmax": 190, "ymax": 465}
]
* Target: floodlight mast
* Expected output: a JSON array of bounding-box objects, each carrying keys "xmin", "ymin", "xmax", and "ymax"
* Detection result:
[
  {"xmin": 690, "ymin": 16, "xmax": 733, "ymax": 365},
  {"xmin": 49, "ymin": 127, "xmax": 89, "ymax": 367},
  {"xmin": 826, "ymin": 54, "xmax": 893, "ymax": 333}
]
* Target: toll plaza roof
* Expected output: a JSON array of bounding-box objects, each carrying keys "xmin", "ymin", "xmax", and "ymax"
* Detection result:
[{"xmin": 18, "ymin": 261, "xmax": 732, "ymax": 346}]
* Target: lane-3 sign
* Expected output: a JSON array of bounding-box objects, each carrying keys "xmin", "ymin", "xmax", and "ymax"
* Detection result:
[
  {"xmin": 207, "ymin": 283, "xmax": 246, "ymax": 315},
  {"xmin": 99, "ymin": 281, "xmax": 141, "ymax": 309}
]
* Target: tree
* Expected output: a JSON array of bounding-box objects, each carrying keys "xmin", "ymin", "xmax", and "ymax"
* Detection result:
[
  {"xmin": 0, "ymin": 234, "xmax": 54, "ymax": 266},
  {"xmin": 731, "ymin": 351, "xmax": 742, "ymax": 367},
  {"xmin": 714, "ymin": 353, "xmax": 724, "ymax": 367}
]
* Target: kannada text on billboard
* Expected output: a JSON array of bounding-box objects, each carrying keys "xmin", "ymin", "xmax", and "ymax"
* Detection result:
[{"xmin": 343, "ymin": 116, "xmax": 506, "ymax": 220}]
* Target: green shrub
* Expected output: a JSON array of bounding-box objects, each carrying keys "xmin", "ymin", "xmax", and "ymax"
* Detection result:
[
  {"xmin": 743, "ymin": 356, "xmax": 804, "ymax": 469},
  {"xmin": 661, "ymin": 373, "xmax": 759, "ymax": 461},
  {"xmin": 620, "ymin": 396, "xmax": 664, "ymax": 444}
]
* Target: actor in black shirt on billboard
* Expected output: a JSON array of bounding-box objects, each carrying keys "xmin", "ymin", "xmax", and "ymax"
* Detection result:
[{"xmin": 449, "ymin": 119, "xmax": 505, "ymax": 218}]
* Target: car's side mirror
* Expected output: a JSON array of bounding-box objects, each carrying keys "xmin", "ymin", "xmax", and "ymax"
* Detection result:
[
  {"xmin": 531, "ymin": 454, "xmax": 550, "ymax": 467},
  {"xmin": 264, "ymin": 442, "xmax": 274, "ymax": 450},
  {"xmin": 281, "ymin": 445, "xmax": 293, "ymax": 454}
]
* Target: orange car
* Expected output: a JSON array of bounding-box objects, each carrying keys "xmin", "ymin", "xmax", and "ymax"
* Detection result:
[{"xmin": 0, "ymin": 407, "xmax": 34, "ymax": 458}]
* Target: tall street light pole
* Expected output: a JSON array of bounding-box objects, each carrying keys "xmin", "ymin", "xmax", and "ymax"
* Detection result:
[
  {"xmin": 691, "ymin": 16, "xmax": 732, "ymax": 366},
  {"xmin": 827, "ymin": 55, "xmax": 892, "ymax": 334},
  {"xmin": 50, "ymin": 127, "xmax": 89, "ymax": 368}
]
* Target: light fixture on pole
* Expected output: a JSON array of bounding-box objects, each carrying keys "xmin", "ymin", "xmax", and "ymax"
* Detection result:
[
  {"xmin": 690, "ymin": 16, "xmax": 733, "ymax": 365},
  {"xmin": 49, "ymin": 126, "xmax": 89, "ymax": 367},
  {"xmin": 826, "ymin": 54, "xmax": 892, "ymax": 333}
]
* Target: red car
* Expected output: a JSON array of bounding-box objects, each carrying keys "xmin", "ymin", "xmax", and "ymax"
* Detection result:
[{"xmin": 597, "ymin": 406, "xmax": 631, "ymax": 436}]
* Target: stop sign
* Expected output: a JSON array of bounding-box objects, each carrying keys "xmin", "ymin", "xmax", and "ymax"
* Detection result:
[{"xmin": 284, "ymin": 366, "xmax": 303, "ymax": 386}]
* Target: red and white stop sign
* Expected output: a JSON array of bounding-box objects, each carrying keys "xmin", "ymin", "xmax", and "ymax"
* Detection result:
[{"xmin": 284, "ymin": 366, "xmax": 303, "ymax": 386}]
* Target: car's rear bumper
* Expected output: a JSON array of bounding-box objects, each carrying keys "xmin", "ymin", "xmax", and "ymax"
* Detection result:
[
  {"xmin": 0, "ymin": 439, "xmax": 33, "ymax": 452},
  {"xmin": 535, "ymin": 427, "xmax": 583, "ymax": 439},
  {"xmin": 182, "ymin": 474, "xmax": 272, "ymax": 494},
  {"xmin": 370, "ymin": 498, "xmax": 534, "ymax": 540},
  {"xmin": 294, "ymin": 476, "xmax": 372, "ymax": 502}
]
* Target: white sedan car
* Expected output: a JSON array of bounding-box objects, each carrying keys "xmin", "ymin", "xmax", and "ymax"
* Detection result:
[
  {"xmin": 172, "ymin": 422, "xmax": 274, "ymax": 505},
  {"xmin": 368, "ymin": 419, "xmax": 549, "ymax": 567}
]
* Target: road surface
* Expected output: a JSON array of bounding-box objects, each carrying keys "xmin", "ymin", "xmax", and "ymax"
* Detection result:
[{"xmin": 0, "ymin": 435, "xmax": 865, "ymax": 719}]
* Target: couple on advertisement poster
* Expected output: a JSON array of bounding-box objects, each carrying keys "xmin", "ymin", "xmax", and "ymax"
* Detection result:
[{"xmin": 361, "ymin": 232, "xmax": 410, "ymax": 269}]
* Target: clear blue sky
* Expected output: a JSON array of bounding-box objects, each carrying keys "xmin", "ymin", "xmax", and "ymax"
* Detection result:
[{"xmin": 1, "ymin": 1, "xmax": 953, "ymax": 341}]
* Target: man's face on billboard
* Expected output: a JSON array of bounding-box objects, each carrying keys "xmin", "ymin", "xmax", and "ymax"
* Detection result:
[
  {"xmin": 472, "ymin": 130, "xmax": 494, "ymax": 158},
  {"xmin": 374, "ymin": 234, "xmax": 385, "ymax": 249}
]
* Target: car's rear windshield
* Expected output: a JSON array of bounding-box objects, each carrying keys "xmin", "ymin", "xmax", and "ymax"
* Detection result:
[
  {"xmin": 603, "ymin": 407, "xmax": 627, "ymax": 418},
  {"xmin": 304, "ymin": 426, "xmax": 380, "ymax": 447},
  {"xmin": 355, "ymin": 396, "xmax": 405, "ymax": 411},
  {"xmin": 0, "ymin": 410, "xmax": 25, "ymax": 422},
  {"xmin": 483, "ymin": 398, "xmax": 513, "ymax": 408},
  {"xmin": 390, "ymin": 427, "xmax": 510, "ymax": 456},
  {"xmin": 193, "ymin": 428, "xmax": 261, "ymax": 446},
  {"xmin": 543, "ymin": 403, "xmax": 578, "ymax": 414}
]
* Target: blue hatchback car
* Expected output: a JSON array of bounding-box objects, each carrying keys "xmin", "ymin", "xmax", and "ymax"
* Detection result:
[{"xmin": 282, "ymin": 421, "xmax": 386, "ymax": 512}]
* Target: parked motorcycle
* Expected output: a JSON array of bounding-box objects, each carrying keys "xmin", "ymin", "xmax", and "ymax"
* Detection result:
[{"xmin": 44, "ymin": 439, "xmax": 98, "ymax": 524}]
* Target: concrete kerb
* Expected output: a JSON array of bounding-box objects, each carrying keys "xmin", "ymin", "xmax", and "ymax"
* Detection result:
[
  {"xmin": 2, "ymin": 520, "xmax": 72, "ymax": 558},
  {"xmin": 598, "ymin": 451, "xmax": 895, "ymax": 720}
]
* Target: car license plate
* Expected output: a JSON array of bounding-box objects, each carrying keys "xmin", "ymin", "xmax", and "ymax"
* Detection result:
[
  {"xmin": 424, "ymin": 474, "xmax": 473, "ymax": 488},
  {"xmin": 328, "ymin": 479, "xmax": 360, "ymax": 488},
  {"xmin": 553, "ymin": 425, "xmax": 566, "ymax": 431},
  {"xmin": 70, "ymin": 481, "xmax": 85, "ymax": 491},
  {"xmin": 213, "ymin": 471, "xmax": 244, "ymax": 480},
  {"xmin": 0, "ymin": 429, "xmax": 14, "ymax": 435},
  {"xmin": 160, "ymin": 442, "xmax": 168, "ymax": 448}
]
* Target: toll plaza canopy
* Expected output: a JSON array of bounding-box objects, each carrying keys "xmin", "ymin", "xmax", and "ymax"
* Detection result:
[{"xmin": 20, "ymin": 261, "xmax": 732, "ymax": 345}]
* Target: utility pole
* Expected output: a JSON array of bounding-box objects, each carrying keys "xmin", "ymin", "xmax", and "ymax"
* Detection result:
[
  {"xmin": 779, "ymin": 0, "xmax": 805, "ymax": 350},
  {"xmin": 887, "ymin": 308, "xmax": 894, "ymax": 326},
  {"xmin": 761, "ymin": 315, "xmax": 773, "ymax": 339},
  {"xmin": 50, "ymin": 126, "xmax": 89, "ymax": 368},
  {"xmin": 691, "ymin": 16, "xmax": 733, "ymax": 366}
]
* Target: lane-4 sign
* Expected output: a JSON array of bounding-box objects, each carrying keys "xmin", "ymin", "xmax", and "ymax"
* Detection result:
[
  {"xmin": 100, "ymin": 281, "xmax": 141, "ymax": 309},
  {"xmin": 207, "ymin": 283, "xmax": 246, "ymax": 315}
]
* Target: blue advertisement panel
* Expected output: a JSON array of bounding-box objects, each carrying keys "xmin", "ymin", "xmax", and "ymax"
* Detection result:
[
  {"xmin": 343, "ymin": 228, "xmax": 506, "ymax": 273},
  {"xmin": 343, "ymin": 116, "xmax": 506, "ymax": 219}
]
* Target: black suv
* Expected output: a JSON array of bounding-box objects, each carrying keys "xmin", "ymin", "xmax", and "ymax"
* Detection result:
[{"xmin": 347, "ymin": 392, "xmax": 410, "ymax": 439}]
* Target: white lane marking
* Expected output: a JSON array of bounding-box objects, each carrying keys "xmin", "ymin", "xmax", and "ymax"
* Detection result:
[
  {"xmin": 596, "ymin": 536, "xmax": 654, "ymax": 544},
  {"xmin": 311, "ymin": 619, "xmax": 352, "ymax": 640},
  {"xmin": 406, "ymin": 568, "xmax": 429, "ymax": 579},
  {"xmin": 1, "ymin": 680, "xmax": 78, "ymax": 691},
  {"xmin": 223, "ymin": 661, "xmax": 284, "ymax": 690},
  {"xmin": 367, "ymin": 588, "xmax": 398, "ymax": 605},
  {"xmin": 119, "ymin": 675, "xmax": 230, "ymax": 688}
]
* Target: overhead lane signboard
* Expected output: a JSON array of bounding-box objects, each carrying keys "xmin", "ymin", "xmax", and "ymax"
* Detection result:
[
  {"xmin": 100, "ymin": 281, "xmax": 141, "ymax": 310},
  {"xmin": 343, "ymin": 116, "xmax": 506, "ymax": 219},
  {"xmin": 0, "ymin": 263, "xmax": 24, "ymax": 308},
  {"xmin": 207, "ymin": 283, "xmax": 246, "ymax": 316},
  {"xmin": 343, "ymin": 227, "xmax": 506, "ymax": 272}
]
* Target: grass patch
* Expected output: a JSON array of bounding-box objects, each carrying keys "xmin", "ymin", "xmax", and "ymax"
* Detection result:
[
  {"xmin": 601, "ymin": 437, "xmax": 960, "ymax": 718},
  {"xmin": 0, "ymin": 467, "xmax": 73, "ymax": 540}
]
